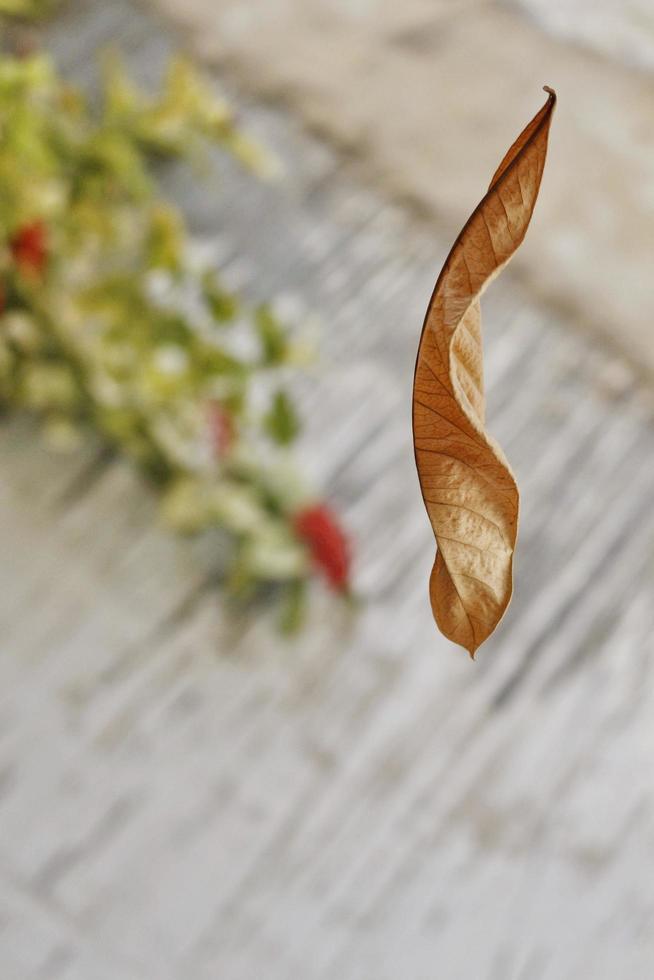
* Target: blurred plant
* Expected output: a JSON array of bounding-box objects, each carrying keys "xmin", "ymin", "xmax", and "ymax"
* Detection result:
[
  {"xmin": 0, "ymin": 0, "xmax": 55, "ymax": 17},
  {"xmin": 0, "ymin": 45, "xmax": 352, "ymax": 630}
]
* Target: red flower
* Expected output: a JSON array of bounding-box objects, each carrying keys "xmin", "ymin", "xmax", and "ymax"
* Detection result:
[
  {"xmin": 208, "ymin": 401, "xmax": 235, "ymax": 458},
  {"xmin": 293, "ymin": 503, "xmax": 351, "ymax": 591},
  {"xmin": 10, "ymin": 221, "xmax": 48, "ymax": 277}
]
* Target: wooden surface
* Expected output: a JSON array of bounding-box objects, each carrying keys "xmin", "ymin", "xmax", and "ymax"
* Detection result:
[
  {"xmin": 150, "ymin": 0, "xmax": 654, "ymax": 379},
  {"xmin": 2, "ymin": 2, "xmax": 654, "ymax": 978}
]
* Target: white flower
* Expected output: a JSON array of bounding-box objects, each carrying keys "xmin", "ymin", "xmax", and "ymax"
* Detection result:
[
  {"xmin": 153, "ymin": 345, "xmax": 189, "ymax": 375},
  {"xmin": 3, "ymin": 312, "xmax": 41, "ymax": 353}
]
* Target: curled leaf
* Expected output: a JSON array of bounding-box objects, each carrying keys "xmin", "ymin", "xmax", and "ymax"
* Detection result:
[{"xmin": 412, "ymin": 87, "xmax": 556, "ymax": 657}]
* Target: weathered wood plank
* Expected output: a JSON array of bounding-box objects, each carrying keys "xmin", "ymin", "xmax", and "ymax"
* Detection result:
[{"xmin": 1, "ymin": 1, "xmax": 654, "ymax": 978}]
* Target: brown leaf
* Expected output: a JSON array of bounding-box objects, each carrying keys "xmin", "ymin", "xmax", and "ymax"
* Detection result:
[{"xmin": 412, "ymin": 87, "xmax": 556, "ymax": 657}]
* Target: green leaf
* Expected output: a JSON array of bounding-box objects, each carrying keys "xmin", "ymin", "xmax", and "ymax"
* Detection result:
[
  {"xmin": 202, "ymin": 270, "xmax": 238, "ymax": 323},
  {"xmin": 197, "ymin": 344, "xmax": 246, "ymax": 378},
  {"xmin": 147, "ymin": 204, "xmax": 183, "ymax": 271},
  {"xmin": 255, "ymin": 304, "xmax": 289, "ymax": 365},
  {"xmin": 264, "ymin": 389, "xmax": 300, "ymax": 445},
  {"xmin": 101, "ymin": 50, "xmax": 143, "ymax": 123},
  {"xmin": 0, "ymin": 0, "xmax": 55, "ymax": 18},
  {"xmin": 278, "ymin": 579, "xmax": 307, "ymax": 635}
]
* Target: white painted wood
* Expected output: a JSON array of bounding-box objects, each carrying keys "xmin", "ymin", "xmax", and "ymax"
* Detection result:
[{"xmin": 1, "ymin": 2, "xmax": 654, "ymax": 978}]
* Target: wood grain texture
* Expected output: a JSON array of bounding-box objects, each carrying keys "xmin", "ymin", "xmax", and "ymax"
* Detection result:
[{"xmin": 1, "ymin": 3, "xmax": 654, "ymax": 979}]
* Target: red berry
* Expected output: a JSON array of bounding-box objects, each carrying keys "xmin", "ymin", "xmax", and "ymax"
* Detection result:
[
  {"xmin": 293, "ymin": 503, "xmax": 350, "ymax": 591},
  {"xmin": 10, "ymin": 220, "xmax": 48, "ymax": 277},
  {"xmin": 208, "ymin": 401, "xmax": 235, "ymax": 458}
]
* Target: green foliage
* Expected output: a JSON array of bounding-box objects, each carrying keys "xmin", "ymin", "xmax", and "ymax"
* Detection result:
[
  {"xmin": 0, "ymin": 45, "xmax": 351, "ymax": 626},
  {"xmin": 202, "ymin": 270, "xmax": 239, "ymax": 323},
  {"xmin": 264, "ymin": 389, "xmax": 301, "ymax": 445},
  {"xmin": 0, "ymin": 0, "xmax": 55, "ymax": 18},
  {"xmin": 255, "ymin": 304, "xmax": 291, "ymax": 366}
]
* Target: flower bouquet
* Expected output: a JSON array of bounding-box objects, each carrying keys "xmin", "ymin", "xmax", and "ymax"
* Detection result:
[{"xmin": 0, "ymin": 42, "xmax": 351, "ymax": 631}]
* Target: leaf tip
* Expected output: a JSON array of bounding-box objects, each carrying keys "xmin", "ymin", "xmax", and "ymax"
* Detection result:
[{"xmin": 542, "ymin": 85, "xmax": 557, "ymax": 103}]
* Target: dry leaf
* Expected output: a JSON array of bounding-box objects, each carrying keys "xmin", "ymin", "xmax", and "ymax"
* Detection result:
[{"xmin": 412, "ymin": 87, "xmax": 556, "ymax": 657}]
